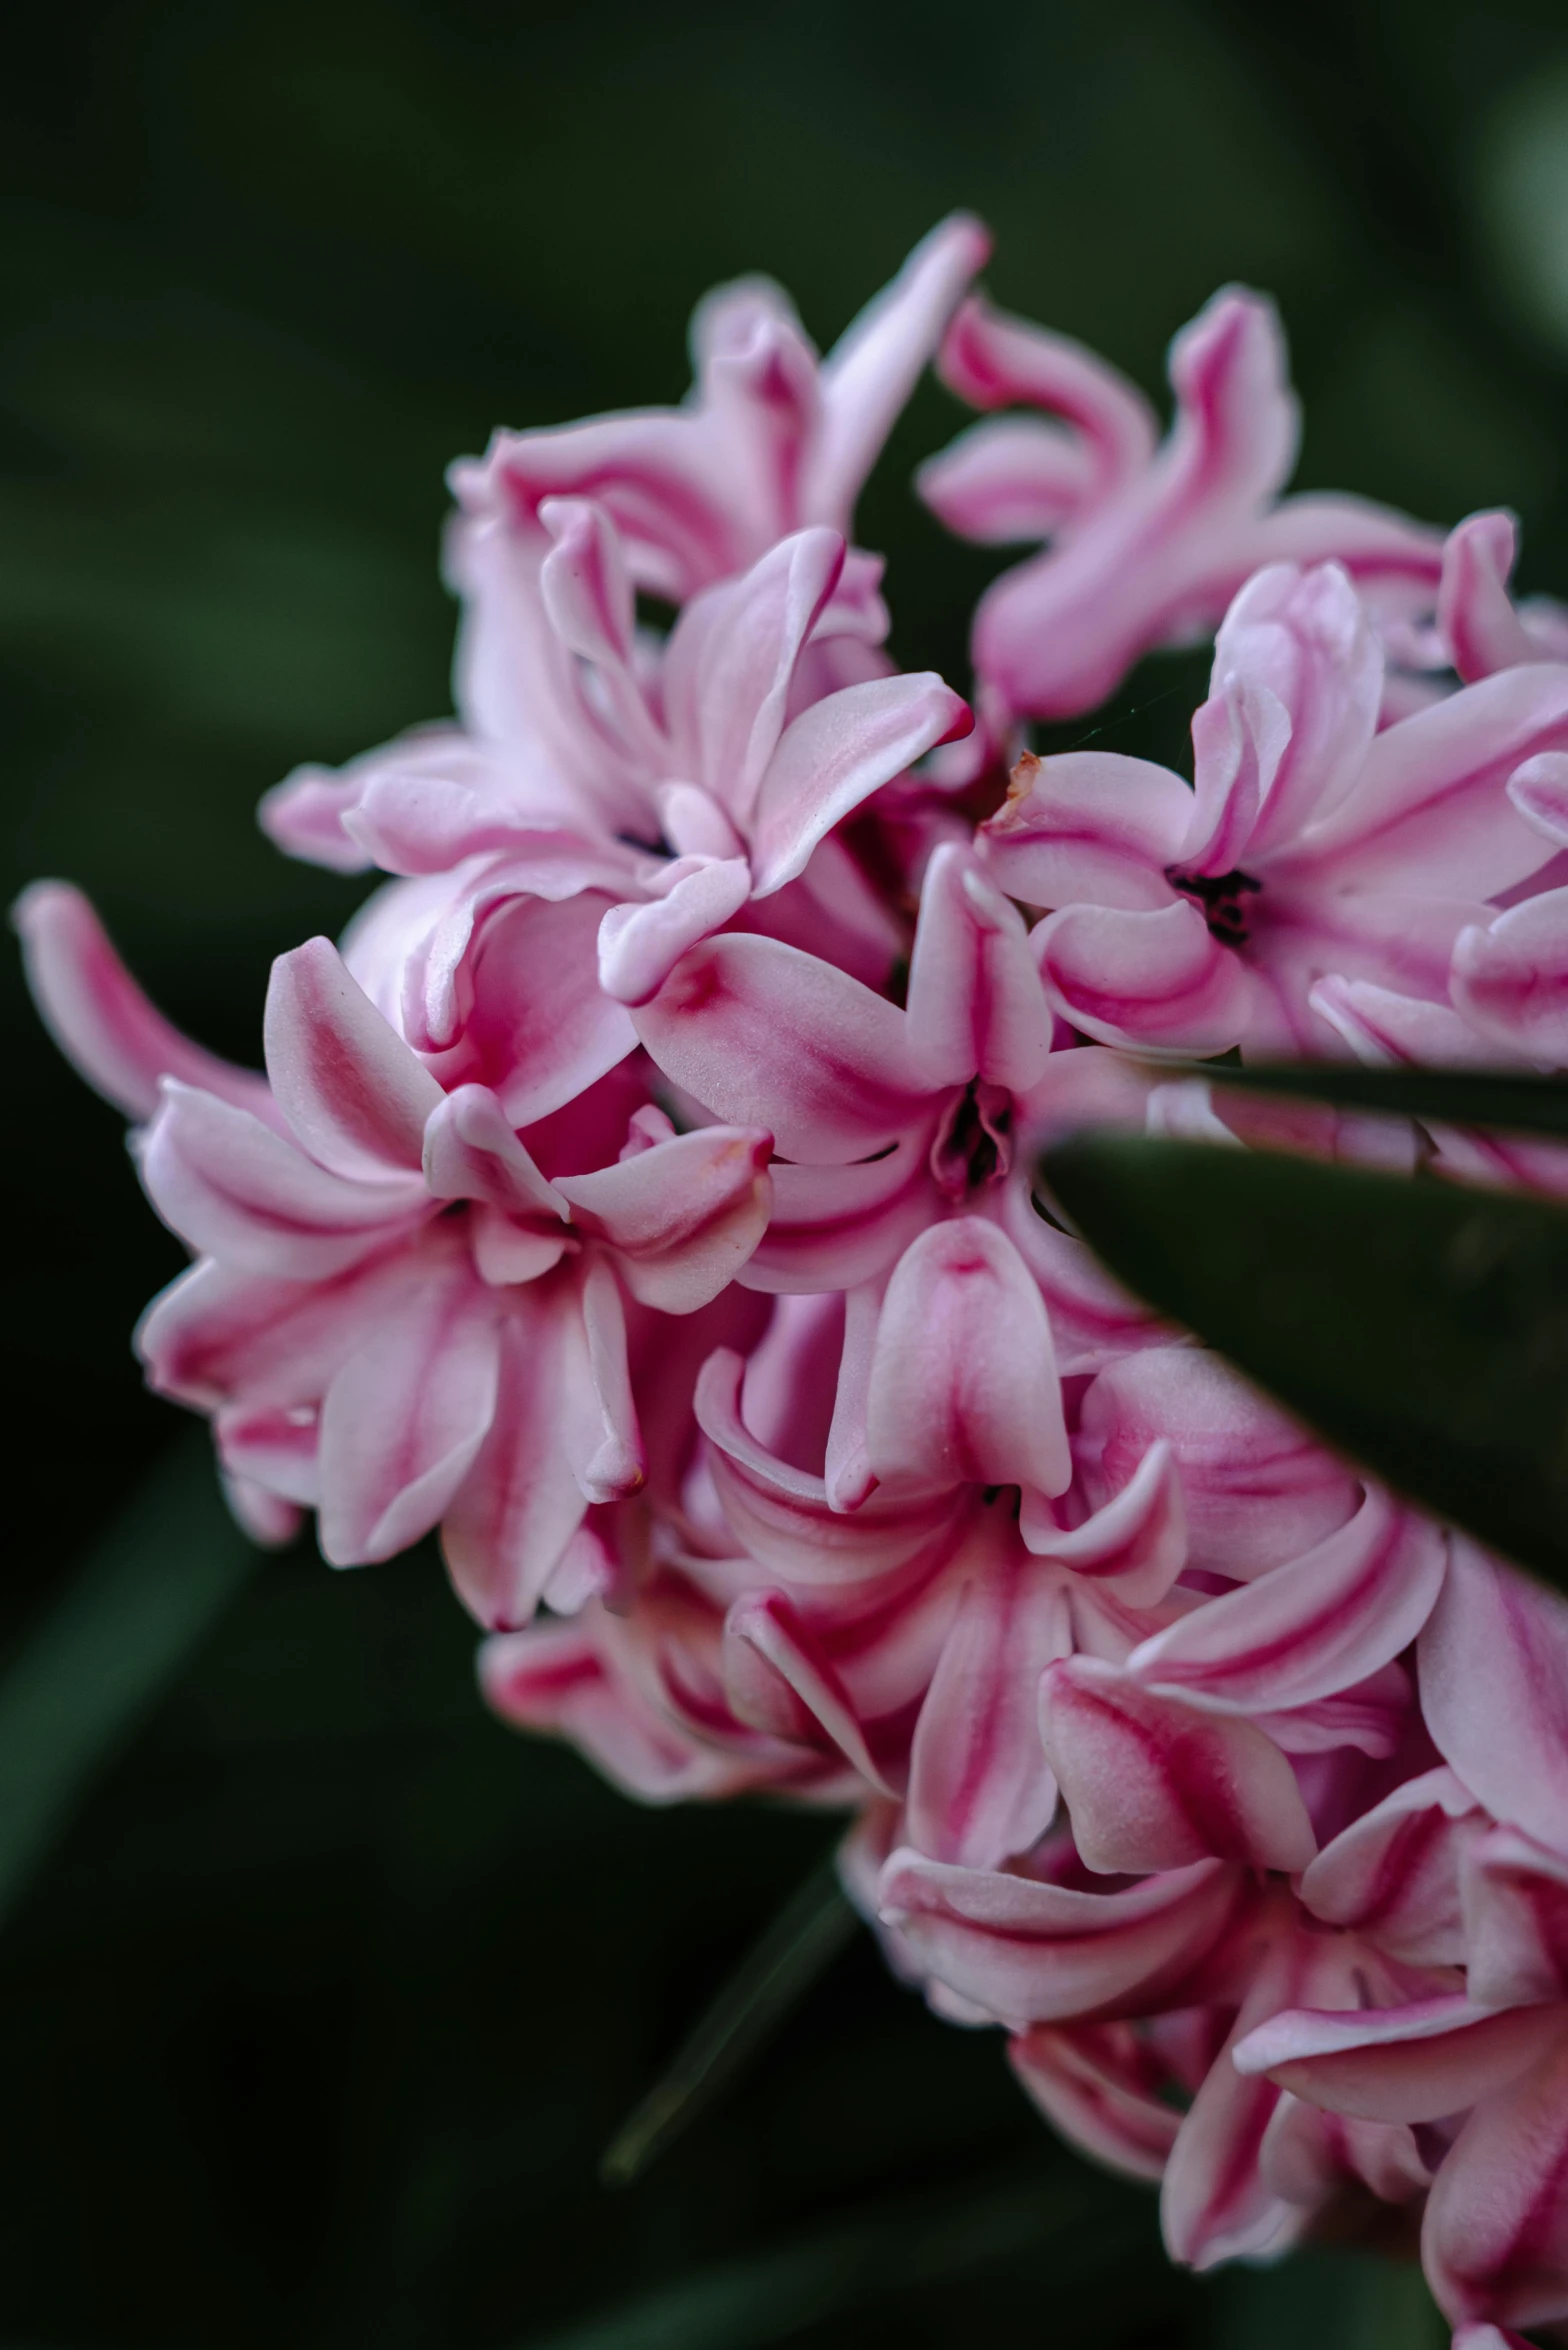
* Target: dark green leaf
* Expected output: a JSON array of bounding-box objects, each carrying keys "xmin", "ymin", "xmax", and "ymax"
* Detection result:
[
  {"xmin": 600, "ymin": 1854, "xmax": 857, "ymax": 2187},
  {"xmin": 0, "ymin": 1430, "xmax": 258, "ymax": 1923},
  {"xmin": 1167, "ymin": 1058, "xmax": 1568, "ymax": 1138},
  {"xmin": 1040, "ymin": 1135, "xmax": 1568, "ymax": 1587}
]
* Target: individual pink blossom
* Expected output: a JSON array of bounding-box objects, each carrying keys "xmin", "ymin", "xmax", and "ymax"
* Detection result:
[
  {"xmin": 453, "ymin": 215, "xmax": 990, "ymax": 607},
  {"xmin": 982, "ymin": 559, "xmax": 1568, "ymax": 1056},
  {"xmin": 919, "ymin": 284, "xmax": 1444, "ymax": 720}
]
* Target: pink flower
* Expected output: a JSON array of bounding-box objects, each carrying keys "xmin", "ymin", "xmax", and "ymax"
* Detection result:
[
  {"xmin": 452, "ymin": 215, "xmax": 990, "ymax": 605},
  {"xmin": 919, "ymin": 284, "xmax": 1443, "ymax": 720},
  {"xmin": 982, "ymin": 560, "xmax": 1568, "ymax": 1055}
]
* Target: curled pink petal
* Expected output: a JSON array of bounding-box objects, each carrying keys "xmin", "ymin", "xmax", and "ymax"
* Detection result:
[
  {"xmin": 1452, "ymin": 888, "xmax": 1568, "ymax": 1065},
  {"xmin": 1232, "ymin": 1995, "xmax": 1559, "ymax": 2124},
  {"xmin": 1038, "ymin": 1656, "xmax": 1317, "ymax": 1875},
  {"xmin": 979, "ymin": 751, "xmax": 1193, "ymax": 913},
  {"xmin": 1424, "ymin": 2026, "xmax": 1568, "ymax": 2331},
  {"xmin": 597, "ymin": 859, "xmax": 753, "ymax": 1007},
  {"xmin": 558, "ymin": 1126, "xmax": 773, "ymax": 1312},
  {"xmin": 1463, "ymin": 1823, "xmax": 1568, "ymax": 2008},
  {"xmin": 1299, "ymin": 1766, "xmax": 1482, "ymax": 1965},
  {"xmin": 1439, "ymin": 512, "xmax": 1539, "ymax": 684},
  {"xmin": 1019, "ymin": 1440, "xmax": 1187, "ymax": 1608},
  {"xmin": 1033, "ymin": 900, "xmax": 1253, "ymax": 1055},
  {"xmin": 265, "ymin": 937, "xmax": 443, "ymax": 1181},
  {"xmin": 1010, "ymin": 2021, "xmax": 1181, "ymax": 2184}
]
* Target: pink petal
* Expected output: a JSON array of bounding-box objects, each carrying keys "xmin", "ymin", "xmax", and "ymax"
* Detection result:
[
  {"xmin": 742, "ymin": 1135, "xmax": 938, "ymax": 1296},
  {"xmin": 723, "ymin": 1591, "xmax": 891, "ymax": 1792},
  {"xmin": 662, "ymin": 528, "xmax": 845, "ymax": 822},
  {"xmin": 1507, "ymin": 750, "xmax": 1568, "ymax": 847},
  {"xmin": 748, "ymin": 672, "xmax": 971, "ymax": 897},
  {"xmin": 916, "ymin": 414, "xmax": 1100, "ymax": 543},
  {"xmin": 633, "ymin": 933, "xmax": 937, "ymax": 1163},
  {"xmin": 1033, "ymin": 900, "xmax": 1253, "ymax": 1054},
  {"xmin": 807, "ymin": 212, "xmax": 992, "ymax": 529},
  {"xmin": 439, "ymin": 1291, "xmax": 593, "ymax": 1630},
  {"xmin": 316, "ymin": 1239, "xmax": 502, "ymax": 1564},
  {"xmin": 1209, "ymin": 559, "xmax": 1383, "ymax": 858},
  {"xmin": 257, "ymin": 765, "xmax": 376, "ymax": 872},
  {"xmin": 141, "ymin": 1081, "xmax": 426, "ymax": 1277},
  {"xmin": 1423, "ymin": 2025, "xmax": 1568, "ymax": 2330},
  {"xmin": 1258, "ymin": 2091, "xmax": 1430, "ymax": 2211},
  {"xmin": 1019, "ymin": 1441, "xmax": 1187, "ymax": 1608},
  {"xmin": 1232, "ymin": 1994, "xmax": 1559, "ymax": 2123},
  {"xmin": 597, "ymin": 858, "xmax": 753, "ymax": 1007},
  {"xmin": 560, "ymin": 1256, "xmax": 645, "ymax": 1504},
  {"xmin": 1463, "ymin": 1823, "xmax": 1568, "ymax": 2008},
  {"xmin": 1038, "ymin": 1656, "xmax": 1317, "ymax": 1875},
  {"xmin": 865, "ymin": 1219, "xmax": 1071, "ymax": 1496},
  {"xmin": 1438, "ymin": 511, "xmax": 1539, "ymax": 684},
  {"xmin": 695, "ymin": 1347, "xmax": 963, "ymax": 1584},
  {"xmin": 905, "ymin": 1530, "xmax": 1071, "ymax": 1868},
  {"xmin": 421, "ymin": 1083, "xmax": 569, "ymax": 1219},
  {"xmin": 998, "ymin": 1185, "xmax": 1164, "ymax": 1378},
  {"xmin": 1179, "ymin": 675, "xmax": 1287, "ymax": 877},
  {"xmin": 537, "ymin": 497, "xmax": 667, "ymax": 769},
  {"xmin": 1127, "ymin": 1490, "xmax": 1447, "ymax": 1715},
  {"xmin": 13, "ymin": 881, "xmax": 275, "ymax": 1125},
  {"xmin": 556, "ymin": 1125, "xmax": 773, "ymax": 1312},
  {"xmin": 459, "ymin": 891, "xmax": 639, "ymax": 1125},
  {"xmin": 1292, "ymin": 663, "xmax": 1568, "ymax": 900},
  {"xmin": 931, "ymin": 292, "xmax": 1158, "ymax": 494},
  {"xmin": 905, "ymin": 844, "xmax": 1053, "ymax": 1092},
  {"xmin": 979, "ymin": 751, "xmax": 1193, "ymax": 913},
  {"xmin": 1419, "ymin": 1538, "xmax": 1568, "ymax": 1854},
  {"xmin": 1077, "ymin": 1347, "xmax": 1359, "ymax": 1578},
  {"xmin": 1299, "ymin": 1766, "xmax": 1482, "ymax": 1966},
  {"xmin": 264, "ymin": 937, "xmax": 443, "ymax": 1181},
  {"xmin": 876, "ymin": 1845, "xmax": 1241, "ymax": 2029},
  {"xmin": 1011, "ymin": 2022, "xmax": 1182, "ymax": 2184},
  {"xmin": 1452, "ymin": 889, "xmax": 1568, "ymax": 1064}
]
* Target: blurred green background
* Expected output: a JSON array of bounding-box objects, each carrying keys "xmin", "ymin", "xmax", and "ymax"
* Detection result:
[{"xmin": 3, "ymin": 2, "xmax": 1566, "ymax": 2341}]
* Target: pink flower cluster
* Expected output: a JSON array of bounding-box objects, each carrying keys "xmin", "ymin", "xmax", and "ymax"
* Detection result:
[{"xmin": 21, "ymin": 217, "xmax": 1568, "ymax": 2340}]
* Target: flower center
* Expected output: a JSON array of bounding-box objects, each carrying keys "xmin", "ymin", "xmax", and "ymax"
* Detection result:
[
  {"xmin": 1166, "ymin": 866, "xmax": 1262, "ymax": 947},
  {"xmin": 932, "ymin": 1081, "xmax": 1015, "ymax": 1199}
]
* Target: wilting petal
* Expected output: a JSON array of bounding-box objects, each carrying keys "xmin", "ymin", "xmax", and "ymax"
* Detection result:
[
  {"xmin": 1019, "ymin": 1441, "xmax": 1187, "ymax": 1608},
  {"xmin": 1419, "ymin": 1539, "xmax": 1568, "ymax": 1854},
  {"xmin": 723, "ymin": 1590, "xmax": 891, "ymax": 1791},
  {"xmin": 1039, "ymin": 1657, "xmax": 1317, "ymax": 1875},
  {"xmin": 634, "ymin": 933, "xmax": 937, "ymax": 1163},
  {"xmin": 1233, "ymin": 1995, "xmax": 1559, "ymax": 2124},
  {"xmin": 141, "ymin": 1082, "xmax": 426, "ymax": 1277},
  {"xmin": 440, "ymin": 1289, "xmax": 592, "ymax": 1631},
  {"xmin": 1127, "ymin": 1490, "xmax": 1446, "ymax": 1715},
  {"xmin": 1299, "ymin": 1767, "xmax": 1482, "ymax": 1966},
  {"xmin": 1010, "ymin": 2022, "xmax": 1182, "ymax": 2184},
  {"xmin": 316, "ymin": 1241, "xmax": 502, "ymax": 1564},
  {"xmin": 979, "ymin": 751, "xmax": 1193, "ymax": 913},
  {"xmin": 807, "ymin": 211, "xmax": 991, "ymax": 528},
  {"xmin": 1423, "ymin": 2024, "xmax": 1568, "ymax": 2331},
  {"xmin": 1452, "ymin": 889, "xmax": 1568, "ymax": 1065},
  {"xmin": 1439, "ymin": 512, "xmax": 1540, "ymax": 684},
  {"xmin": 265, "ymin": 936, "xmax": 442, "ymax": 1181},
  {"xmin": 1033, "ymin": 900, "xmax": 1254, "ymax": 1055},
  {"xmin": 1077, "ymin": 1347, "xmax": 1358, "ymax": 1577},
  {"xmin": 866, "ymin": 1219, "xmax": 1070, "ymax": 1496},
  {"xmin": 1463, "ymin": 1824, "xmax": 1568, "ymax": 2008},
  {"xmin": 558, "ymin": 1126, "xmax": 772, "ymax": 1311},
  {"xmin": 748, "ymin": 672, "xmax": 970, "ymax": 897},
  {"xmin": 905, "ymin": 844, "xmax": 1053, "ymax": 1092},
  {"xmin": 905, "ymin": 1532, "xmax": 1071, "ymax": 1869},
  {"xmin": 877, "ymin": 1845, "xmax": 1241, "ymax": 2028},
  {"xmin": 14, "ymin": 881, "xmax": 276, "ymax": 1125}
]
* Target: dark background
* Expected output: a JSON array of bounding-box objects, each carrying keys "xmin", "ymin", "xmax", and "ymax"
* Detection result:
[{"xmin": 2, "ymin": 3, "xmax": 1565, "ymax": 2342}]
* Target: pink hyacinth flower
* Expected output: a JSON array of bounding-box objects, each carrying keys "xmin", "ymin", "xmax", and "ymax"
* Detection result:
[
  {"xmin": 919, "ymin": 284, "xmax": 1443, "ymax": 720},
  {"xmin": 982, "ymin": 559, "xmax": 1568, "ymax": 1056}
]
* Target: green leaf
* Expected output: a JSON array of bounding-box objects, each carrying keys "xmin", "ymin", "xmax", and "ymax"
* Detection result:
[
  {"xmin": 1168, "ymin": 1057, "xmax": 1568, "ymax": 1138},
  {"xmin": 600, "ymin": 1853, "xmax": 857, "ymax": 2187},
  {"xmin": 0, "ymin": 1431, "xmax": 258, "ymax": 1922},
  {"xmin": 526, "ymin": 2165, "xmax": 1153, "ymax": 2350},
  {"xmin": 1040, "ymin": 1134, "xmax": 1568, "ymax": 1588}
]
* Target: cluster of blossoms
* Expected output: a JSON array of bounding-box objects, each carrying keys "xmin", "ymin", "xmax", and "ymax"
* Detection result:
[{"xmin": 24, "ymin": 216, "xmax": 1568, "ymax": 2344}]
